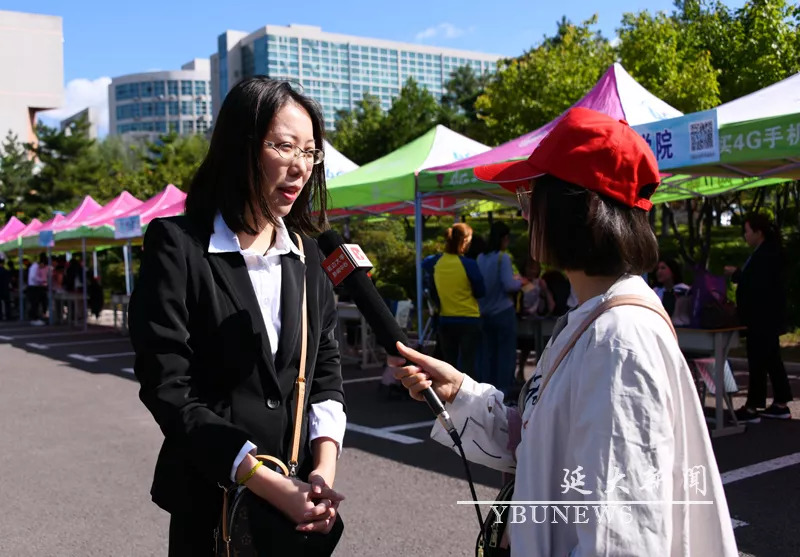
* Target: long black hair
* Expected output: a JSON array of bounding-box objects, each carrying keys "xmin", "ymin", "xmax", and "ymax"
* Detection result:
[
  {"xmin": 485, "ymin": 221, "xmax": 511, "ymax": 253},
  {"xmin": 185, "ymin": 77, "xmax": 328, "ymax": 236}
]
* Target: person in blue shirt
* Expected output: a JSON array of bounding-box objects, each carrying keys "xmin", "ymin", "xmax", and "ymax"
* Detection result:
[
  {"xmin": 476, "ymin": 221, "xmax": 524, "ymax": 398},
  {"xmin": 426, "ymin": 223, "xmax": 485, "ymax": 378}
]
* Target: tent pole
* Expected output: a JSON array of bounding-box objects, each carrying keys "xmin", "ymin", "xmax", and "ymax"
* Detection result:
[
  {"xmin": 47, "ymin": 247, "xmax": 54, "ymax": 326},
  {"xmin": 414, "ymin": 190, "xmax": 424, "ymax": 345},
  {"xmin": 93, "ymin": 250, "xmax": 98, "ymax": 278},
  {"xmin": 124, "ymin": 241, "xmax": 132, "ymax": 296},
  {"xmin": 82, "ymin": 238, "xmax": 88, "ymax": 331},
  {"xmin": 17, "ymin": 245, "xmax": 24, "ymax": 322}
]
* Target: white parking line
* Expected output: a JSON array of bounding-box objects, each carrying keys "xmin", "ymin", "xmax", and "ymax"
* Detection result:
[
  {"xmin": 1, "ymin": 330, "xmax": 107, "ymax": 341},
  {"xmin": 28, "ymin": 338, "xmax": 127, "ymax": 349},
  {"xmin": 342, "ymin": 376, "xmax": 382, "ymax": 385},
  {"xmin": 0, "ymin": 327, "xmax": 51, "ymax": 333},
  {"xmin": 384, "ymin": 420, "xmax": 434, "ymax": 432},
  {"xmin": 121, "ymin": 368, "xmax": 134, "ymax": 374},
  {"xmin": 346, "ymin": 423, "xmax": 423, "ymax": 445},
  {"xmin": 721, "ymin": 452, "xmax": 800, "ymax": 485},
  {"xmin": 68, "ymin": 351, "xmax": 135, "ymax": 363}
]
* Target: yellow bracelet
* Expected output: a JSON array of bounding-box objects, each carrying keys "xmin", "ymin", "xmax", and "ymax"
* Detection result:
[{"xmin": 238, "ymin": 460, "xmax": 263, "ymax": 486}]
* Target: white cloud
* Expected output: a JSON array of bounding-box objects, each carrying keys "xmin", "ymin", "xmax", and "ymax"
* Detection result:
[
  {"xmin": 38, "ymin": 76, "xmax": 111, "ymax": 137},
  {"xmin": 415, "ymin": 23, "xmax": 473, "ymax": 42},
  {"xmin": 610, "ymin": 37, "xmax": 621, "ymax": 48}
]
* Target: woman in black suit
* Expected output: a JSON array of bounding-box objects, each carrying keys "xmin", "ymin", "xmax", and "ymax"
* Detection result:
[
  {"xmin": 129, "ymin": 78, "xmax": 346, "ymax": 555},
  {"xmin": 725, "ymin": 213, "xmax": 793, "ymax": 423}
]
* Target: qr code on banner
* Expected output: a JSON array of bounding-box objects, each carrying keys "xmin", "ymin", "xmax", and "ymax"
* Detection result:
[{"xmin": 690, "ymin": 120, "xmax": 714, "ymax": 152}]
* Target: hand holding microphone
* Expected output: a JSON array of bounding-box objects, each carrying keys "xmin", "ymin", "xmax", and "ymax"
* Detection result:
[
  {"xmin": 317, "ymin": 230, "xmax": 484, "ymax": 528},
  {"xmin": 317, "ymin": 230, "xmax": 460, "ymax": 438},
  {"xmin": 387, "ymin": 341, "xmax": 464, "ymax": 407}
]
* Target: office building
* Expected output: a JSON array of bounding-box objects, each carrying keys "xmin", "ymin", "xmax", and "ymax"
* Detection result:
[
  {"xmin": 108, "ymin": 59, "xmax": 212, "ymax": 139},
  {"xmin": 60, "ymin": 107, "xmax": 101, "ymax": 139},
  {"xmin": 0, "ymin": 10, "xmax": 64, "ymax": 145},
  {"xmin": 211, "ymin": 24, "xmax": 500, "ymax": 129}
]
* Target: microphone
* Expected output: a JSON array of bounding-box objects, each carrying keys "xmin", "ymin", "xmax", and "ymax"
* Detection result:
[{"xmin": 317, "ymin": 229, "xmax": 458, "ymax": 439}]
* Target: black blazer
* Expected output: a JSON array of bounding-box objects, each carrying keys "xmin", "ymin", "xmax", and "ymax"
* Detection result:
[
  {"xmin": 732, "ymin": 239, "xmax": 787, "ymax": 336},
  {"xmin": 129, "ymin": 216, "xmax": 344, "ymax": 515}
]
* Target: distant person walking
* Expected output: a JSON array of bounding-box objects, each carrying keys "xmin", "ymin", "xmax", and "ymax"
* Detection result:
[
  {"xmin": 725, "ymin": 213, "xmax": 793, "ymax": 422},
  {"xmin": 0, "ymin": 256, "xmax": 10, "ymax": 320}
]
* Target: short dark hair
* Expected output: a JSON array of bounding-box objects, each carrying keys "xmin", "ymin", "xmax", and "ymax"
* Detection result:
[
  {"xmin": 658, "ymin": 257, "xmax": 683, "ymax": 285},
  {"xmin": 529, "ymin": 174, "xmax": 658, "ymax": 276},
  {"xmin": 185, "ymin": 77, "xmax": 328, "ymax": 236},
  {"xmin": 745, "ymin": 212, "xmax": 780, "ymax": 244},
  {"xmin": 486, "ymin": 221, "xmax": 511, "ymax": 253}
]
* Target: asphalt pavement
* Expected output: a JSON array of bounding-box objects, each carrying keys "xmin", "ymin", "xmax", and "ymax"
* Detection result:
[{"xmin": 1, "ymin": 321, "xmax": 798, "ymax": 556}]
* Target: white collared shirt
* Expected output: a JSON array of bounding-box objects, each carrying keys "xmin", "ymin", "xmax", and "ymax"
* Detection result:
[
  {"xmin": 431, "ymin": 275, "xmax": 737, "ymax": 556},
  {"xmin": 209, "ymin": 213, "xmax": 346, "ymax": 481}
]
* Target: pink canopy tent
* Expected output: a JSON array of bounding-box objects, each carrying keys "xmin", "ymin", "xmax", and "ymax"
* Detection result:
[
  {"xmin": 82, "ymin": 191, "xmax": 144, "ymax": 227},
  {"xmin": 140, "ymin": 197, "xmax": 185, "ymax": 226},
  {"xmin": 114, "ymin": 184, "xmax": 186, "ymax": 227},
  {"xmin": 51, "ymin": 196, "xmax": 103, "ymax": 232},
  {"xmin": 0, "ymin": 217, "xmax": 25, "ymax": 244},
  {"xmin": 15, "ymin": 218, "xmax": 44, "ymax": 239},
  {"xmin": 38, "ymin": 213, "xmax": 67, "ymax": 233},
  {"xmin": 409, "ymin": 63, "xmax": 683, "ymax": 337},
  {"xmin": 418, "ymin": 62, "xmax": 683, "ymax": 192}
]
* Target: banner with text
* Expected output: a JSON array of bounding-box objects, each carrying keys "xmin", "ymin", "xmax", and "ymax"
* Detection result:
[
  {"xmin": 114, "ymin": 215, "xmax": 142, "ymax": 240},
  {"xmin": 718, "ymin": 113, "xmax": 800, "ymax": 164},
  {"xmin": 38, "ymin": 230, "xmax": 54, "ymax": 247},
  {"xmin": 633, "ymin": 109, "xmax": 720, "ymax": 171}
]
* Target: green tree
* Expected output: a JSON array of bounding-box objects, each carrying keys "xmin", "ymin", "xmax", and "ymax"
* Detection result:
[
  {"xmin": 384, "ymin": 77, "xmax": 442, "ymax": 151},
  {"xmin": 0, "ymin": 131, "xmax": 35, "ymax": 220},
  {"xmin": 329, "ymin": 94, "xmax": 387, "ymax": 165},
  {"xmin": 616, "ymin": 10, "xmax": 720, "ymax": 113},
  {"xmin": 675, "ymin": 0, "xmax": 800, "ymax": 102},
  {"xmin": 93, "ymin": 135, "xmax": 150, "ymax": 202},
  {"xmin": 137, "ymin": 132, "xmax": 209, "ymax": 195},
  {"xmin": 25, "ymin": 118, "xmax": 102, "ymax": 218},
  {"xmin": 440, "ymin": 65, "xmax": 491, "ymax": 141},
  {"xmin": 475, "ymin": 15, "xmax": 615, "ymax": 145}
]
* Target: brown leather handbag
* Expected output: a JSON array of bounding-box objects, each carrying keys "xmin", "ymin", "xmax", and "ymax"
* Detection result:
[{"xmin": 215, "ymin": 233, "xmax": 344, "ymax": 557}]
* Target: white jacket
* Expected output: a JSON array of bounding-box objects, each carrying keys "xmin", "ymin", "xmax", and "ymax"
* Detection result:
[{"xmin": 431, "ymin": 275, "xmax": 737, "ymax": 556}]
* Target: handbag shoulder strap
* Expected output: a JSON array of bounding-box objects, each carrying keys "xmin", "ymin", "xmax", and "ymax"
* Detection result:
[
  {"xmin": 538, "ymin": 294, "xmax": 676, "ymax": 397},
  {"xmin": 287, "ymin": 232, "xmax": 308, "ymax": 476}
]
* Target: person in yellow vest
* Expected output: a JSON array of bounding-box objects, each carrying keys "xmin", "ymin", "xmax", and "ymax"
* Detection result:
[{"xmin": 431, "ymin": 223, "xmax": 485, "ymax": 378}]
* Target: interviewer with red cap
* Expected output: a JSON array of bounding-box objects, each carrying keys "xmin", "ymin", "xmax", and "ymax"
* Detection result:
[{"xmin": 390, "ymin": 108, "xmax": 737, "ymax": 556}]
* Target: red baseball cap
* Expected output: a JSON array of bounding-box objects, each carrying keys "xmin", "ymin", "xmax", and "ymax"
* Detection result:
[{"xmin": 473, "ymin": 107, "xmax": 660, "ymax": 211}]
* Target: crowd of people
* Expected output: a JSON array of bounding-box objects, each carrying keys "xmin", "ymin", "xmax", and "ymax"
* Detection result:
[
  {"xmin": 0, "ymin": 252, "xmax": 90, "ymax": 324},
  {"xmin": 420, "ymin": 208, "xmax": 792, "ymax": 422}
]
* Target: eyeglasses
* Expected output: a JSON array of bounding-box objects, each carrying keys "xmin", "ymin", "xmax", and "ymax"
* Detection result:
[
  {"xmin": 516, "ymin": 185, "xmax": 533, "ymax": 220},
  {"xmin": 264, "ymin": 141, "xmax": 325, "ymax": 165}
]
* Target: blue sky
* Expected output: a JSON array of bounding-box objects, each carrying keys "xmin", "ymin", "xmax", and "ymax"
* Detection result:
[{"xmin": 9, "ymin": 0, "xmax": 744, "ymax": 133}]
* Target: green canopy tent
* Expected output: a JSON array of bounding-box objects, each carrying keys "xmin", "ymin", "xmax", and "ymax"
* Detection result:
[{"xmin": 326, "ymin": 125, "xmax": 490, "ymax": 212}]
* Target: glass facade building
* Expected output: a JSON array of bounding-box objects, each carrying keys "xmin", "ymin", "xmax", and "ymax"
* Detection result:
[
  {"xmin": 211, "ymin": 25, "xmax": 500, "ymax": 130},
  {"xmin": 109, "ymin": 59, "xmax": 212, "ymax": 138}
]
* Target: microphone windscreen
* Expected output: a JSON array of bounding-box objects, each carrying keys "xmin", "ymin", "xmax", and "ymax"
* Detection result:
[
  {"xmin": 317, "ymin": 229, "xmax": 344, "ymax": 258},
  {"xmin": 317, "ymin": 229, "xmax": 409, "ymax": 356}
]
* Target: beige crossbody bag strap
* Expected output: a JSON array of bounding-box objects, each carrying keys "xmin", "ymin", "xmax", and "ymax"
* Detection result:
[
  {"xmin": 538, "ymin": 294, "xmax": 677, "ymax": 397},
  {"xmin": 219, "ymin": 234, "xmax": 309, "ymax": 556},
  {"xmin": 287, "ymin": 232, "xmax": 308, "ymax": 477}
]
